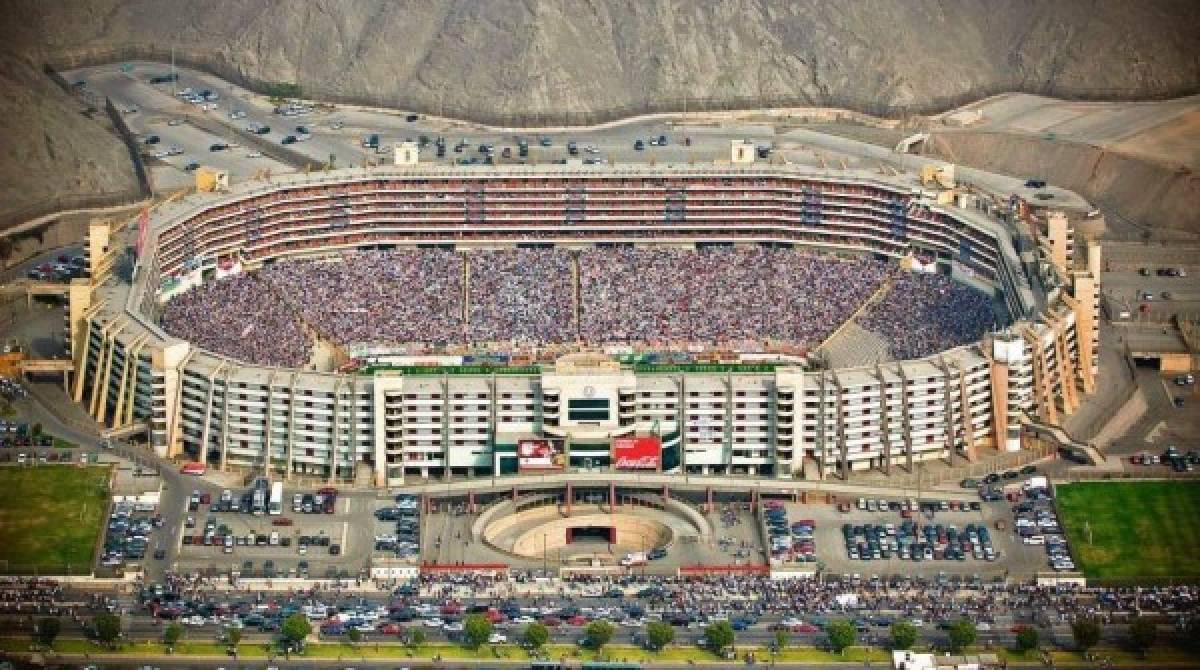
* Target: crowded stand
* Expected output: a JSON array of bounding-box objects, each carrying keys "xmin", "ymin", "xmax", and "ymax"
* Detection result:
[
  {"xmin": 159, "ymin": 247, "xmax": 994, "ymax": 367},
  {"xmin": 160, "ymin": 273, "xmax": 312, "ymax": 367},
  {"xmin": 578, "ymin": 247, "xmax": 888, "ymax": 348},
  {"xmin": 258, "ymin": 250, "xmax": 464, "ymax": 349},
  {"xmin": 466, "ymin": 249, "xmax": 575, "ymax": 345},
  {"xmin": 855, "ymin": 271, "xmax": 995, "ymax": 360}
]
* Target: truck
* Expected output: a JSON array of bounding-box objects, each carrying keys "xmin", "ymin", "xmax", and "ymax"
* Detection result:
[
  {"xmin": 362, "ymin": 133, "xmax": 380, "ymax": 149},
  {"xmin": 619, "ymin": 552, "xmax": 648, "ymax": 567},
  {"xmin": 268, "ymin": 481, "xmax": 284, "ymax": 516},
  {"xmin": 252, "ymin": 488, "xmax": 267, "ymax": 516}
]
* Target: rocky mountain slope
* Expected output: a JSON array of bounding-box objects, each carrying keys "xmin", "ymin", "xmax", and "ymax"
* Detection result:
[
  {"xmin": 16, "ymin": 0, "xmax": 1200, "ymax": 125},
  {"xmin": 1, "ymin": 0, "xmax": 1198, "ymax": 233},
  {"xmin": 0, "ymin": 49, "xmax": 141, "ymax": 232}
]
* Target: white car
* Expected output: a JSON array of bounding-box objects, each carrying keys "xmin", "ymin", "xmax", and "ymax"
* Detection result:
[
  {"xmin": 230, "ymin": 110, "xmax": 246, "ymax": 120},
  {"xmin": 168, "ymin": 118, "xmax": 184, "ymax": 126},
  {"xmin": 246, "ymin": 151, "xmax": 263, "ymax": 158},
  {"xmin": 330, "ymin": 121, "xmax": 344, "ymax": 130},
  {"xmin": 781, "ymin": 617, "xmax": 804, "ymax": 628},
  {"xmin": 423, "ymin": 618, "xmax": 444, "ymax": 628},
  {"xmin": 488, "ymin": 633, "xmax": 507, "ymax": 644},
  {"xmin": 443, "ymin": 621, "xmax": 464, "ymax": 633}
]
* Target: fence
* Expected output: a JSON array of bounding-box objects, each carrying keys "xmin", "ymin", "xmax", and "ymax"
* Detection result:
[
  {"xmin": 103, "ymin": 97, "xmax": 153, "ymax": 198},
  {"xmin": 45, "ymin": 48, "xmax": 1200, "ymax": 128},
  {"xmin": 0, "ymin": 190, "xmax": 147, "ymax": 235}
]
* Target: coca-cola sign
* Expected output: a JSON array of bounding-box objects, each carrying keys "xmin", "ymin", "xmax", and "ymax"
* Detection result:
[{"xmin": 612, "ymin": 437, "xmax": 662, "ymax": 470}]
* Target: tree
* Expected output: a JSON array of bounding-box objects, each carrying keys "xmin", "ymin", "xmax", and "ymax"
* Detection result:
[
  {"xmin": 825, "ymin": 620, "xmax": 856, "ymax": 655},
  {"xmin": 407, "ymin": 626, "xmax": 426, "ymax": 648},
  {"xmin": 36, "ymin": 617, "xmax": 61, "ymax": 648},
  {"xmin": 947, "ymin": 620, "xmax": 977, "ymax": 653},
  {"xmin": 704, "ymin": 621, "xmax": 736, "ymax": 652},
  {"xmin": 463, "ymin": 614, "xmax": 493, "ymax": 649},
  {"xmin": 281, "ymin": 613, "xmax": 311, "ymax": 648},
  {"xmin": 1015, "ymin": 626, "xmax": 1039, "ymax": 652},
  {"xmin": 1071, "ymin": 617, "xmax": 1101, "ymax": 652},
  {"xmin": 645, "ymin": 621, "xmax": 674, "ymax": 651},
  {"xmin": 31, "ymin": 422, "xmax": 42, "ymax": 437},
  {"xmin": 523, "ymin": 622, "xmax": 549, "ymax": 650},
  {"xmin": 890, "ymin": 621, "xmax": 918, "ymax": 650},
  {"xmin": 162, "ymin": 622, "xmax": 182, "ymax": 649},
  {"xmin": 1129, "ymin": 617, "xmax": 1157, "ymax": 655},
  {"xmin": 226, "ymin": 627, "xmax": 242, "ymax": 649},
  {"xmin": 774, "ymin": 628, "xmax": 790, "ymax": 652},
  {"xmin": 585, "ymin": 620, "xmax": 615, "ymax": 650},
  {"xmin": 347, "ymin": 628, "xmax": 363, "ymax": 645},
  {"xmin": 94, "ymin": 612, "xmax": 121, "ymax": 647}
]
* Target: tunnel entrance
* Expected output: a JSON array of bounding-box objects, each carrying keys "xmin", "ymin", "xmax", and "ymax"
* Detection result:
[{"xmin": 567, "ymin": 526, "xmax": 615, "ymax": 544}]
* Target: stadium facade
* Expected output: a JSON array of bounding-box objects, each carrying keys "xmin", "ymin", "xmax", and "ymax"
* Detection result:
[{"xmin": 68, "ymin": 164, "xmax": 1100, "ymax": 485}]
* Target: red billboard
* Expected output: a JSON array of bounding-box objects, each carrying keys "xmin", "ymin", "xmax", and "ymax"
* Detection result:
[
  {"xmin": 612, "ymin": 436, "xmax": 662, "ymax": 470},
  {"xmin": 517, "ymin": 439, "xmax": 565, "ymax": 471}
]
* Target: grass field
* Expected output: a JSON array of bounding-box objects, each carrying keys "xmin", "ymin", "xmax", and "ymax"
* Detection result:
[
  {"xmin": 0, "ymin": 466, "xmax": 110, "ymax": 573},
  {"xmin": 1056, "ymin": 481, "xmax": 1200, "ymax": 579}
]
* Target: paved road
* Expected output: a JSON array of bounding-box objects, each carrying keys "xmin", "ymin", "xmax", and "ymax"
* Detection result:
[{"xmin": 65, "ymin": 61, "xmax": 868, "ymax": 180}]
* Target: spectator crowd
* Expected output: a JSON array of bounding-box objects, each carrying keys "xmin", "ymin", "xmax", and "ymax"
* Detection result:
[
  {"xmin": 160, "ymin": 273, "xmax": 312, "ymax": 367},
  {"xmin": 579, "ymin": 247, "xmax": 887, "ymax": 348},
  {"xmin": 467, "ymin": 249, "xmax": 575, "ymax": 345},
  {"xmin": 856, "ymin": 271, "xmax": 994, "ymax": 360},
  {"xmin": 160, "ymin": 248, "xmax": 995, "ymax": 367}
]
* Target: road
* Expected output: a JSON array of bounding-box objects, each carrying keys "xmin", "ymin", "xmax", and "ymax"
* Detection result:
[{"xmin": 64, "ymin": 61, "xmax": 918, "ymax": 181}]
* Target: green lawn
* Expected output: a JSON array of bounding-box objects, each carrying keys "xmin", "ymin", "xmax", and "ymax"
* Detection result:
[
  {"xmin": 0, "ymin": 465, "xmax": 111, "ymax": 573},
  {"xmin": 1056, "ymin": 481, "xmax": 1200, "ymax": 579}
]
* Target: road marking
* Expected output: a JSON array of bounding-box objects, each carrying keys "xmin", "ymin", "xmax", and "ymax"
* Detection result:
[{"xmin": 341, "ymin": 521, "xmax": 349, "ymax": 552}]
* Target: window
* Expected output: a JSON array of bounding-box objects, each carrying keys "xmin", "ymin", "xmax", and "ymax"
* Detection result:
[{"xmin": 567, "ymin": 398, "xmax": 610, "ymax": 421}]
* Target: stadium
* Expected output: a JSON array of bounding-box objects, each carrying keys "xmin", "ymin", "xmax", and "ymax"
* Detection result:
[{"xmin": 68, "ymin": 160, "xmax": 1100, "ymax": 486}]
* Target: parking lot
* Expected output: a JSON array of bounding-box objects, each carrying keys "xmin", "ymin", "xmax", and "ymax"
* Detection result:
[
  {"xmin": 173, "ymin": 481, "xmax": 375, "ymax": 580},
  {"xmin": 773, "ymin": 492, "xmax": 1053, "ymax": 578}
]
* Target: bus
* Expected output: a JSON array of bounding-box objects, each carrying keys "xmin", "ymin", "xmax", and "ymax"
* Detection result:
[{"xmin": 268, "ymin": 481, "xmax": 284, "ymax": 516}]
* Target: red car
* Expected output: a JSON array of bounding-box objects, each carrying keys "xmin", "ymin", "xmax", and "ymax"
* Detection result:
[
  {"xmin": 793, "ymin": 623, "xmax": 820, "ymax": 634},
  {"xmin": 272, "ymin": 517, "xmax": 294, "ymax": 526},
  {"xmin": 542, "ymin": 616, "xmax": 561, "ymax": 627},
  {"xmin": 485, "ymin": 609, "xmax": 506, "ymax": 624},
  {"xmin": 199, "ymin": 493, "xmax": 211, "ymax": 505},
  {"xmin": 568, "ymin": 615, "xmax": 588, "ymax": 626},
  {"xmin": 377, "ymin": 622, "xmax": 403, "ymax": 635}
]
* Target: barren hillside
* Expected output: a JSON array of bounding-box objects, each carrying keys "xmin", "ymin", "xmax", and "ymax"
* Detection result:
[
  {"xmin": 1, "ymin": 0, "xmax": 1199, "ymax": 233},
  {"xmin": 14, "ymin": 0, "xmax": 1200, "ymax": 125},
  {"xmin": 0, "ymin": 49, "xmax": 141, "ymax": 231}
]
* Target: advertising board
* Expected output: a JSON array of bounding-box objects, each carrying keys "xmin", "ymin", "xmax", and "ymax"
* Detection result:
[
  {"xmin": 612, "ymin": 436, "xmax": 662, "ymax": 470},
  {"xmin": 518, "ymin": 439, "xmax": 565, "ymax": 471}
]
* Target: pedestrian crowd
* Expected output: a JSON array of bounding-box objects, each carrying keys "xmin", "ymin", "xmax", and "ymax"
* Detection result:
[{"xmin": 160, "ymin": 248, "xmax": 995, "ymax": 367}]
